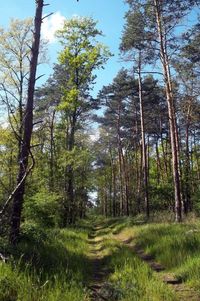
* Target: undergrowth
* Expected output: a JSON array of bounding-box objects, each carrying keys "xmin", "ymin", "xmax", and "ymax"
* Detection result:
[{"xmin": 0, "ymin": 220, "xmax": 92, "ymax": 301}]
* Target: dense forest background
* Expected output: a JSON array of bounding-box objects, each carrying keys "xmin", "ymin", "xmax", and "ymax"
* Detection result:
[{"xmin": 0, "ymin": 0, "xmax": 200, "ymax": 243}]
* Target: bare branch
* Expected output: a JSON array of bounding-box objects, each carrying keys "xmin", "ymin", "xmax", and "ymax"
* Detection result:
[
  {"xmin": 31, "ymin": 143, "xmax": 42, "ymax": 148},
  {"xmin": 140, "ymin": 71, "xmax": 163, "ymax": 76},
  {"xmin": 35, "ymin": 74, "xmax": 45, "ymax": 81},
  {"xmin": 0, "ymin": 149, "xmax": 35, "ymax": 217},
  {"xmin": 42, "ymin": 13, "xmax": 53, "ymax": 21},
  {"xmin": 33, "ymin": 120, "xmax": 43, "ymax": 126}
]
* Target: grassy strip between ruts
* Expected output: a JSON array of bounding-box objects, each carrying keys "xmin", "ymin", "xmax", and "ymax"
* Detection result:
[{"xmin": 91, "ymin": 217, "xmax": 177, "ymax": 301}]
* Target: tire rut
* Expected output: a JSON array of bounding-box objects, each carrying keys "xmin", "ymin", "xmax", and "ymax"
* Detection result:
[
  {"xmin": 87, "ymin": 227, "xmax": 116, "ymax": 301},
  {"xmin": 121, "ymin": 238, "xmax": 200, "ymax": 301}
]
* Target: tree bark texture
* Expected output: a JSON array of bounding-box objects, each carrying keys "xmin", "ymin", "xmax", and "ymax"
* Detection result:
[
  {"xmin": 9, "ymin": 0, "xmax": 44, "ymax": 244},
  {"xmin": 154, "ymin": 0, "xmax": 182, "ymax": 222},
  {"xmin": 138, "ymin": 54, "xmax": 149, "ymax": 218}
]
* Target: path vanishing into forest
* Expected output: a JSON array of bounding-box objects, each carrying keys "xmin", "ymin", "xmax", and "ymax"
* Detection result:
[{"xmin": 86, "ymin": 220, "xmax": 200, "ymax": 301}]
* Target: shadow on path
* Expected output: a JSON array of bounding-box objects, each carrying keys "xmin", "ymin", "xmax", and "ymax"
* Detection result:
[{"xmin": 87, "ymin": 227, "xmax": 117, "ymax": 301}]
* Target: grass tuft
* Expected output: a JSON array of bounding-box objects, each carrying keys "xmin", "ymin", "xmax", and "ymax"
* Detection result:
[
  {"xmin": 0, "ymin": 221, "xmax": 92, "ymax": 301},
  {"xmin": 108, "ymin": 245, "xmax": 177, "ymax": 301}
]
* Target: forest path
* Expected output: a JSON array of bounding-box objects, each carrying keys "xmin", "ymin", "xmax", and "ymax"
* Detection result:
[
  {"xmin": 87, "ymin": 225, "xmax": 116, "ymax": 301},
  {"xmin": 86, "ymin": 219, "xmax": 200, "ymax": 301},
  {"xmin": 116, "ymin": 232, "xmax": 200, "ymax": 301}
]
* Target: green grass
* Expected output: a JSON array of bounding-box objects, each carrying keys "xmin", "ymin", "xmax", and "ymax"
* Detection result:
[
  {"xmin": 0, "ymin": 220, "xmax": 92, "ymax": 301},
  {"xmin": 91, "ymin": 217, "xmax": 177, "ymax": 301},
  {"xmin": 108, "ymin": 245, "xmax": 177, "ymax": 301},
  {"xmin": 112, "ymin": 216, "xmax": 200, "ymax": 294},
  {"xmin": 135, "ymin": 222, "xmax": 200, "ymax": 267},
  {"xmin": 2, "ymin": 214, "xmax": 200, "ymax": 300}
]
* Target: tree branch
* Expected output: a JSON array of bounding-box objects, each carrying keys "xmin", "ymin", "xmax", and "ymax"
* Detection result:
[{"xmin": 0, "ymin": 149, "xmax": 35, "ymax": 217}]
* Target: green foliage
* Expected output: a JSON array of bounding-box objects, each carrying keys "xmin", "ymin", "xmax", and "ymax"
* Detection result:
[
  {"xmin": 58, "ymin": 88, "xmax": 79, "ymax": 111},
  {"xmin": 191, "ymin": 187, "xmax": 200, "ymax": 215},
  {"xmin": 56, "ymin": 16, "xmax": 111, "ymax": 110},
  {"xmin": 150, "ymin": 183, "xmax": 174, "ymax": 211},
  {"xmin": 24, "ymin": 190, "xmax": 61, "ymax": 227},
  {"xmin": 20, "ymin": 221, "xmax": 48, "ymax": 243},
  {"xmin": 58, "ymin": 146, "xmax": 92, "ymax": 171},
  {"xmin": 0, "ymin": 127, "xmax": 18, "ymax": 200},
  {"xmin": 0, "ymin": 18, "xmax": 32, "ymax": 85}
]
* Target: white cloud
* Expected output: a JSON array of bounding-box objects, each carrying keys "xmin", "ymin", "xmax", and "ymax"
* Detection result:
[{"xmin": 41, "ymin": 11, "xmax": 65, "ymax": 43}]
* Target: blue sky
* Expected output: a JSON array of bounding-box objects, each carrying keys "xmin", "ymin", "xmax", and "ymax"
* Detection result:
[
  {"xmin": 0, "ymin": 0, "xmax": 129, "ymax": 95},
  {"xmin": 0, "ymin": 1, "xmax": 199, "ymax": 96}
]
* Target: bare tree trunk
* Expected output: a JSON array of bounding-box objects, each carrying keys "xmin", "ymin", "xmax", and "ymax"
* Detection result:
[
  {"xmin": 68, "ymin": 119, "xmax": 76, "ymax": 224},
  {"xmin": 63, "ymin": 113, "xmax": 77, "ymax": 226},
  {"xmin": 9, "ymin": 0, "xmax": 44, "ymax": 244},
  {"xmin": 193, "ymin": 130, "xmax": 200, "ymax": 181},
  {"xmin": 121, "ymin": 149, "xmax": 129, "ymax": 215},
  {"xmin": 183, "ymin": 100, "xmax": 193, "ymax": 213},
  {"xmin": 154, "ymin": 0, "xmax": 182, "ymax": 222},
  {"xmin": 117, "ymin": 102, "xmax": 125, "ymax": 215},
  {"xmin": 184, "ymin": 122, "xmax": 191, "ymax": 213},
  {"xmin": 160, "ymin": 132, "xmax": 168, "ymax": 177},
  {"xmin": 49, "ymin": 110, "xmax": 56, "ymax": 191},
  {"xmin": 112, "ymin": 164, "xmax": 117, "ymax": 217},
  {"xmin": 138, "ymin": 53, "xmax": 149, "ymax": 218},
  {"xmin": 118, "ymin": 148, "xmax": 124, "ymax": 215},
  {"xmin": 134, "ymin": 114, "xmax": 141, "ymax": 213},
  {"xmin": 155, "ymin": 139, "xmax": 162, "ymax": 184},
  {"xmin": 104, "ymin": 185, "xmax": 108, "ymax": 217},
  {"xmin": 109, "ymin": 147, "xmax": 116, "ymax": 217},
  {"xmin": 135, "ymin": 144, "xmax": 141, "ymax": 213}
]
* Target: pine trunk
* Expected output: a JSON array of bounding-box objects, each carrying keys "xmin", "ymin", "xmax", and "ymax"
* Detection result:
[
  {"xmin": 154, "ymin": 0, "xmax": 182, "ymax": 222},
  {"xmin": 9, "ymin": 0, "xmax": 44, "ymax": 244},
  {"xmin": 138, "ymin": 54, "xmax": 149, "ymax": 218}
]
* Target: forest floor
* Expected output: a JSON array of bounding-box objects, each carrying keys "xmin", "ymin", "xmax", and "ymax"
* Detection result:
[
  {"xmin": 86, "ymin": 216, "xmax": 200, "ymax": 301},
  {"xmin": 87, "ymin": 226, "xmax": 114, "ymax": 300},
  {"xmin": 1, "ymin": 215, "xmax": 200, "ymax": 300}
]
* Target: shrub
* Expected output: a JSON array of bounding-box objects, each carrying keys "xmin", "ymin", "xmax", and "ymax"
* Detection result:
[{"xmin": 24, "ymin": 190, "xmax": 61, "ymax": 227}]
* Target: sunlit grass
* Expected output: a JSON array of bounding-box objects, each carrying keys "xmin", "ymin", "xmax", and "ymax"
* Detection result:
[
  {"xmin": 110, "ymin": 215, "xmax": 200, "ymax": 295},
  {"xmin": 88, "ymin": 217, "xmax": 177, "ymax": 301},
  {"xmin": 92, "ymin": 214, "xmax": 200, "ymax": 298},
  {"xmin": 2, "ymin": 214, "xmax": 200, "ymax": 300},
  {"xmin": 108, "ymin": 245, "xmax": 177, "ymax": 301},
  {"xmin": 135, "ymin": 223, "xmax": 200, "ymax": 268},
  {"xmin": 0, "ymin": 222, "xmax": 92, "ymax": 301}
]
